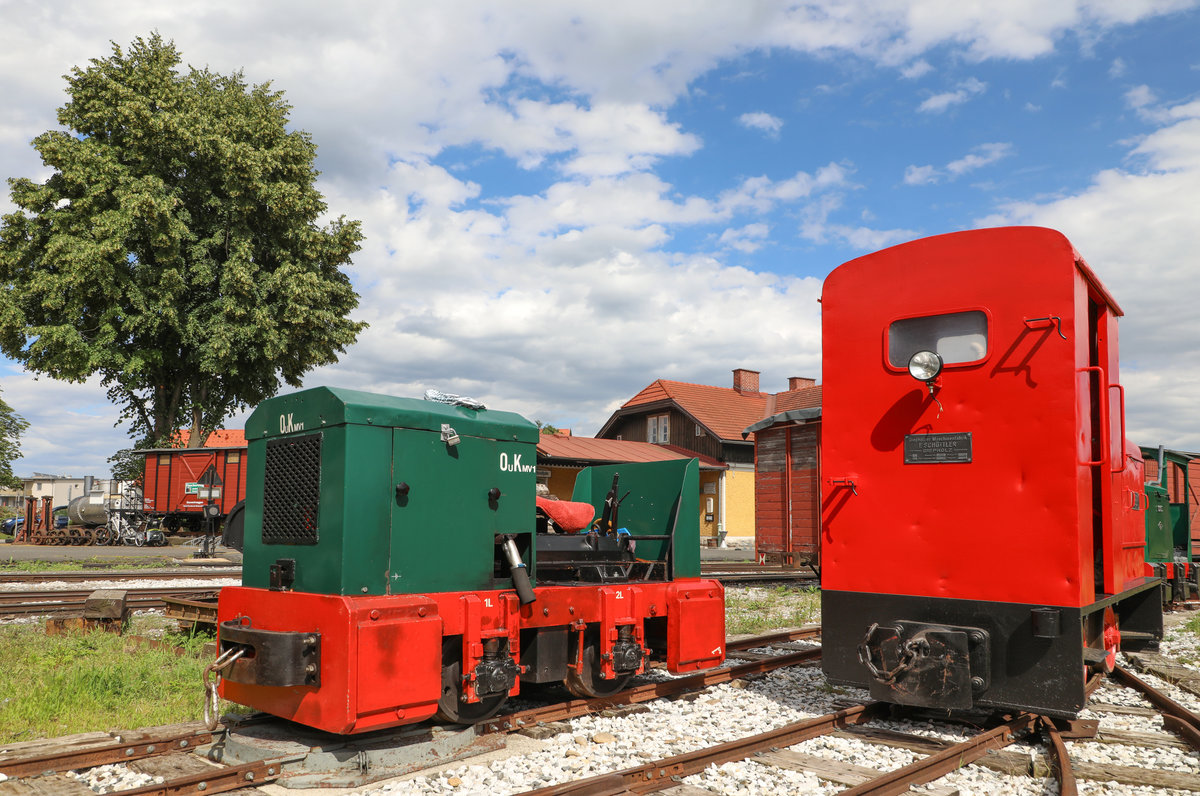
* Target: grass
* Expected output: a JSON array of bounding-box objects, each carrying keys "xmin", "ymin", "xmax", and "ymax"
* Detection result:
[
  {"xmin": 0, "ymin": 557, "xmax": 177, "ymax": 572},
  {"xmin": 725, "ymin": 584, "xmax": 821, "ymax": 635},
  {"xmin": 1184, "ymin": 612, "xmax": 1200, "ymax": 637},
  {"xmin": 0, "ymin": 620, "xmax": 242, "ymax": 744}
]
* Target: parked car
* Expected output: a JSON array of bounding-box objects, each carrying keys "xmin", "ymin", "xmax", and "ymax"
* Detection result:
[{"xmin": 1, "ymin": 512, "xmax": 69, "ymax": 534}]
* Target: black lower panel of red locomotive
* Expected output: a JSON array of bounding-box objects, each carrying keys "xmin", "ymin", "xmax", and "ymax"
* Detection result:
[{"xmin": 823, "ymin": 582, "xmax": 1162, "ymax": 717}]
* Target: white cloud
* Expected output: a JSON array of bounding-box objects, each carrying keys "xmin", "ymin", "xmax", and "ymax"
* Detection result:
[
  {"xmin": 905, "ymin": 142, "xmax": 1013, "ymax": 184},
  {"xmin": 978, "ymin": 98, "xmax": 1200, "ymax": 449},
  {"xmin": 719, "ymin": 223, "xmax": 771, "ymax": 253},
  {"xmin": 901, "ymin": 59, "xmax": 933, "ymax": 79},
  {"xmin": 1125, "ymin": 84, "xmax": 1158, "ymax": 113},
  {"xmin": 946, "ymin": 142, "xmax": 1014, "ymax": 175},
  {"xmin": 5, "ymin": 0, "xmax": 1200, "ymax": 475},
  {"xmin": 918, "ymin": 77, "xmax": 987, "ymax": 113},
  {"xmin": 738, "ymin": 112, "xmax": 784, "ymax": 137}
]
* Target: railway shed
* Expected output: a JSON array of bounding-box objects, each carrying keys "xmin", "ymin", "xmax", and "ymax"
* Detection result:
[{"xmin": 743, "ymin": 405, "xmax": 821, "ymax": 568}]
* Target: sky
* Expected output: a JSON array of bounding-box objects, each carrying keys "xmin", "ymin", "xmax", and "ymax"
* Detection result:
[{"xmin": 1, "ymin": 0, "xmax": 1199, "ymax": 478}]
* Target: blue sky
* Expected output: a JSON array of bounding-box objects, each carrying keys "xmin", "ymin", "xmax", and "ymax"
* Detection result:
[{"xmin": 1, "ymin": 1, "xmax": 1199, "ymax": 477}]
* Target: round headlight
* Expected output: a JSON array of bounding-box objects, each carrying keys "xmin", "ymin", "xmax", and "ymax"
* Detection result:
[{"xmin": 908, "ymin": 350, "xmax": 943, "ymax": 382}]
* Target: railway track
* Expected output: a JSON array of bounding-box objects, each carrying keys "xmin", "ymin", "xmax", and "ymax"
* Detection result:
[
  {"xmin": 0, "ymin": 568, "xmax": 240, "ymax": 585},
  {"xmin": 0, "ymin": 586, "xmax": 226, "ymax": 617},
  {"xmin": 7, "ymin": 626, "xmax": 1200, "ymax": 795},
  {"xmin": 699, "ymin": 562, "xmax": 817, "ymax": 585},
  {"xmin": 519, "ymin": 660, "xmax": 1200, "ymax": 796}
]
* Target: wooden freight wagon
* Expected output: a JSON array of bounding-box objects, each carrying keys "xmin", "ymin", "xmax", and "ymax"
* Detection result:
[
  {"xmin": 743, "ymin": 407, "xmax": 821, "ymax": 569},
  {"xmin": 140, "ymin": 430, "xmax": 248, "ymax": 533}
]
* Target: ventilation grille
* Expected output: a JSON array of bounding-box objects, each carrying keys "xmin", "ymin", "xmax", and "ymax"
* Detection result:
[{"xmin": 262, "ymin": 433, "xmax": 322, "ymax": 545}]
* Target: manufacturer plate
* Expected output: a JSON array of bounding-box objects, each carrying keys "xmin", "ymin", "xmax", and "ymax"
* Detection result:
[{"xmin": 904, "ymin": 432, "xmax": 972, "ymax": 464}]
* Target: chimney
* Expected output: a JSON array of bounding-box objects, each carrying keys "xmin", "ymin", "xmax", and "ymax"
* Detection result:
[
  {"xmin": 732, "ymin": 368, "xmax": 760, "ymax": 394},
  {"xmin": 788, "ymin": 376, "xmax": 817, "ymax": 391}
]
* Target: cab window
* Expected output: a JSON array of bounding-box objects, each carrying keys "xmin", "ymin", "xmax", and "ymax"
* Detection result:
[{"xmin": 888, "ymin": 310, "xmax": 987, "ymax": 368}]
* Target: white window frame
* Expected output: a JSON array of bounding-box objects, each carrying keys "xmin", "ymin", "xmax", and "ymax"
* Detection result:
[{"xmin": 647, "ymin": 414, "xmax": 669, "ymax": 444}]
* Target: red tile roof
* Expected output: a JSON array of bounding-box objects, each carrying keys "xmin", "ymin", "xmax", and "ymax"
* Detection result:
[
  {"xmin": 174, "ymin": 429, "xmax": 247, "ymax": 448},
  {"xmin": 537, "ymin": 434, "xmax": 724, "ymax": 468},
  {"xmin": 774, "ymin": 385, "xmax": 822, "ymax": 413},
  {"xmin": 616, "ymin": 379, "xmax": 821, "ymax": 442},
  {"xmin": 621, "ymin": 380, "xmax": 768, "ymax": 441}
]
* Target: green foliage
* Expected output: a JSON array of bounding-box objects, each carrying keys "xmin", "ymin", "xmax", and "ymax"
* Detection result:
[
  {"xmin": 0, "ymin": 33, "xmax": 366, "ymax": 448},
  {"xmin": 108, "ymin": 442, "xmax": 150, "ymax": 484},
  {"xmin": 0, "ymin": 387, "xmax": 29, "ymax": 488}
]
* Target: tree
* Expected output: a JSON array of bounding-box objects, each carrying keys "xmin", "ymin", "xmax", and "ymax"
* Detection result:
[
  {"xmin": 0, "ymin": 34, "xmax": 366, "ymax": 448},
  {"xmin": 0, "ymin": 388, "xmax": 29, "ymax": 489}
]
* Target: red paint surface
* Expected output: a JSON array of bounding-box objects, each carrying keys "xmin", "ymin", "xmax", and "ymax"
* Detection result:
[
  {"xmin": 141, "ymin": 447, "xmax": 247, "ymax": 517},
  {"xmin": 218, "ymin": 578, "xmax": 725, "ymax": 734},
  {"xmin": 820, "ymin": 226, "xmax": 1151, "ymax": 609}
]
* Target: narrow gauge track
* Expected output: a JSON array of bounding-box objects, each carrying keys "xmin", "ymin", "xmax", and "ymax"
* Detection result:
[
  {"xmin": 520, "ymin": 662, "xmax": 1200, "ymax": 796},
  {"xmin": 6, "ymin": 628, "xmax": 1200, "ymax": 795},
  {"xmin": 0, "ymin": 569, "xmax": 240, "ymax": 585},
  {"xmin": 0, "ymin": 586, "xmax": 224, "ymax": 617},
  {"xmin": 0, "ymin": 629, "xmax": 822, "ymax": 794},
  {"xmin": 700, "ymin": 563, "xmax": 818, "ymax": 586}
]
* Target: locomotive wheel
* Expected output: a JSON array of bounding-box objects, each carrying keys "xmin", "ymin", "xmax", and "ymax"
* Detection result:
[
  {"xmin": 565, "ymin": 630, "xmax": 635, "ymax": 699},
  {"xmin": 434, "ymin": 638, "xmax": 509, "ymax": 724}
]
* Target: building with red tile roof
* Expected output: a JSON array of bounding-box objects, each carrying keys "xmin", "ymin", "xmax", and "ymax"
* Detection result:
[
  {"xmin": 594, "ymin": 369, "xmax": 821, "ymax": 545},
  {"xmin": 173, "ymin": 429, "xmax": 248, "ymax": 449},
  {"xmin": 535, "ymin": 433, "xmax": 726, "ymax": 501}
]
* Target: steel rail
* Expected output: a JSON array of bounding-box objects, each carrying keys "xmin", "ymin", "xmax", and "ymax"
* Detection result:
[
  {"xmin": 0, "ymin": 587, "xmax": 223, "ymax": 616},
  {"xmin": 485, "ymin": 638, "xmax": 822, "ymax": 733},
  {"xmin": 1038, "ymin": 715, "xmax": 1079, "ymax": 796},
  {"xmin": 96, "ymin": 755, "xmax": 286, "ymax": 796},
  {"xmin": 0, "ymin": 723, "xmax": 221, "ymax": 778},
  {"xmin": 1111, "ymin": 664, "xmax": 1200, "ymax": 750},
  {"xmin": 0, "ymin": 569, "xmax": 239, "ymax": 584},
  {"xmin": 519, "ymin": 701, "xmax": 891, "ymax": 796},
  {"xmin": 837, "ymin": 714, "xmax": 1035, "ymax": 796},
  {"xmin": 725, "ymin": 625, "xmax": 820, "ymax": 652}
]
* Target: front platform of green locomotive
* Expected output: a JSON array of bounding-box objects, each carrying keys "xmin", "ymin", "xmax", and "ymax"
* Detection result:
[{"xmin": 215, "ymin": 387, "xmax": 725, "ymax": 734}]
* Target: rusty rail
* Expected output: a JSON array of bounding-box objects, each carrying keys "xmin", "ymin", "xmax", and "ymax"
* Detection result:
[
  {"xmin": 1039, "ymin": 716, "xmax": 1079, "ymax": 796},
  {"xmin": 838, "ymin": 714, "xmax": 1034, "ymax": 796},
  {"xmin": 0, "ymin": 723, "xmax": 219, "ymax": 778},
  {"xmin": 487, "ymin": 636, "xmax": 821, "ymax": 733},
  {"xmin": 0, "ymin": 587, "xmax": 221, "ymax": 617},
  {"xmin": 1111, "ymin": 664, "xmax": 1200, "ymax": 750},
  {"xmin": 520, "ymin": 702, "xmax": 891, "ymax": 795}
]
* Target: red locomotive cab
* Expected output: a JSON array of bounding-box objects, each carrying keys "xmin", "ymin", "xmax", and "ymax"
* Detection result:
[{"xmin": 820, "ymin": 227, "xmax": 1161, "ymax": 717}]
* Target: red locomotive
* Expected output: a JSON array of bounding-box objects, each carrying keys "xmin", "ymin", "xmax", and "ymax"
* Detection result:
[
  {"xmin": 820, "ymin": 227, "xmax": 1161, "ymax": 716},
  {"xmin": 214, "ymin": 388, "xmax": 724, "ymax": 734}
]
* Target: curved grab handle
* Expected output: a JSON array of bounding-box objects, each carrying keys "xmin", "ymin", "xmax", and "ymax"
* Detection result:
[
  {"xmin": 1079, "ymin": 366, "xmax": 1108, "ymax": 467},
  {"xmin": 1024, "ymin": 316, "xmax": 1068, "ymax": 340},
  {"xmin": 1110, "ymin": 383, "xmax": 1127, "ymax": 473}
]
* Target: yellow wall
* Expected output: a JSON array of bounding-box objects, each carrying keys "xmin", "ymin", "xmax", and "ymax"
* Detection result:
[
  {"xmin": 699, "ymin": 471, "xmax": 721, "ymax": 540},
  {"xmin": 722, "ymin": 466, "xmax": 756, "ymax": 538},
  {"xmin": 543, "ymin": 467, "xmax": 580, "ymax": 501},
  {"xmin": 542, "ymin": 463, "xmax": 757, "ymax": 543}
]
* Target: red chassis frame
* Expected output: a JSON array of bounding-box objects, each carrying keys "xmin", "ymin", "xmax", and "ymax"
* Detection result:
[{"xmin": 218, "ymin": 579, "xmax": 724, "ymax": 734}]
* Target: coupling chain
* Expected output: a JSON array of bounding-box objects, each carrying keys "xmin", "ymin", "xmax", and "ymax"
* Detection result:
[
  {"xmin": 858, "ymin": 622, "xmax": 929, "ymax": 684},
  {"xmin": 203, "ymin": 647, "xmax": 245, "ymax": 731}
]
